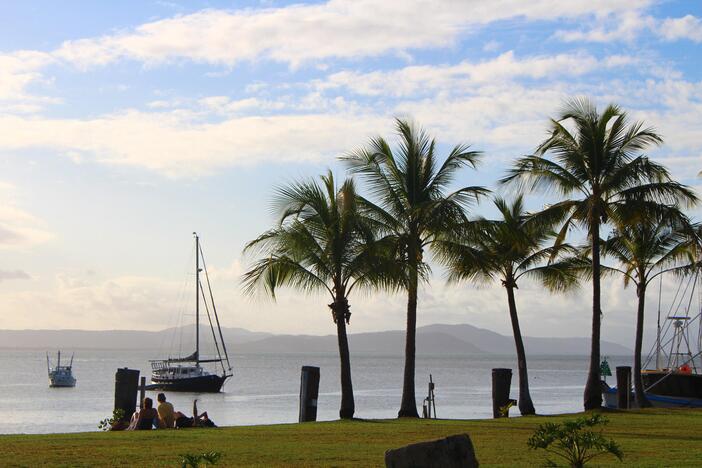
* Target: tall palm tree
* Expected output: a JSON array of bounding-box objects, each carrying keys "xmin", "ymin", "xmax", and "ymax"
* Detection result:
[
  {"xmin": 502, "ymin": 97, "xmax": 697, "ymax": 410},
  {"xmin": 435, "ymin": 195, "xmax": 579, "ymax": 415},
  {"xmin": 343, "ymin": 118, "xmax": 487, "ymax": 417},
  {"xmin": 242, "ymin": 171, "xmax": 396, "ymax": 419},
  {"xmin": 602, "ymin": 202, "xmax": 698, "ymax": 407}
]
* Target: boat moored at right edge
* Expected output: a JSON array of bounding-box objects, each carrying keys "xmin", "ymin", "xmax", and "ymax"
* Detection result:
[{"xmin": 602, "ymin": 270, "xmax": 702, "ymax": 408}]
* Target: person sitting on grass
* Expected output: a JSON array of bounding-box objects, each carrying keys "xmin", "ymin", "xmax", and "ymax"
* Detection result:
[
  {"xmin": 174, "ymin": 399, "xmax": 216, "ymax": 428},
  {"xmin": 133, "ymin": 397, "xmax": 163, "ymax": 430},
  {"xmin": 156, "ymin": 393, "xmax": 175, "ymax": 429}
]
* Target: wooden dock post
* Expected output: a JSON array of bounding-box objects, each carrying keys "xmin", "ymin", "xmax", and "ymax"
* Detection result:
[
  {"xmin": 299, "ymin": 366, "xmax": 320, "ymax": 422},
  {"xmin": 139, "ymin": 376, "xmax": 146, "ymax": 409},
  {"xmin": 616, "ymin": 366, "xmax": 631, "ymax": 409},
  {"xmin": 491, "ymin": 368, "xmax": 513, "ymax": 418},
  {"xmin": 114, "ymin": 368, "xmax": 140, "ymax": 422}
]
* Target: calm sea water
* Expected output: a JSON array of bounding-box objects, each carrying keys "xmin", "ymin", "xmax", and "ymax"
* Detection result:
[{"xmin": 0, "ymin": 349, "xmax": 631, "ymax": 434}]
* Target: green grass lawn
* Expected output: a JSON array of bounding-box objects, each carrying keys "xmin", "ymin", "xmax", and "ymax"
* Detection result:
[{"xmin": 1, "ymin": 408, "xmax": 700, "ymax": 467}]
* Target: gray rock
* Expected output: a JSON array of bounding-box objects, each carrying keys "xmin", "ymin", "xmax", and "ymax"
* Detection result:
[{"xmin": 385, "ymin": 433, "xmax": 479, "ymax": 467}]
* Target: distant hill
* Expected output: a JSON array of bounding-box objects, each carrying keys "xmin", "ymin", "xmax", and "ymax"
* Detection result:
[
  {"xmin": 0, "ymin": 326, "xmax": 271, "ymax": 350},
  {"xmin": 415, "ymin": 324, "xmax": 631, "ymax": 355},
  {"xmin": 237, "ymin": 330, "xmax": 483, "ymax": 355},
  {"xmin": 0, "ymin": 323, "xmax": 631, "ymax": 356}
]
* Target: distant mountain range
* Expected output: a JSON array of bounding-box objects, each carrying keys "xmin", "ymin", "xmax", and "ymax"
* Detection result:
[{"xmin": 0, "ymin": 323, "xmax": 631, "ymax": 356}]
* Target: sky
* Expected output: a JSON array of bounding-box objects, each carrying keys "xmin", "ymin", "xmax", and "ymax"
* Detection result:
[{"xmin": 0, "ymin": 0, "xmax": 701, "ymax": 348}]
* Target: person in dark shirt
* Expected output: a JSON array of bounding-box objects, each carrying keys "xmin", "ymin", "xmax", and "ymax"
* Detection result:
[
  {"xmin": 174, "ymin": 399, "xmax": 216, "ymax": 428},
  {"xmin": 135, "ymin": 397, "xmax": 162, "ymax": 430}
]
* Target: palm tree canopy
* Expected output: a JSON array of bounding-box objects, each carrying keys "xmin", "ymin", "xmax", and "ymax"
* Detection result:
[
  {"xmin": 435, "ymin": 194, "xmax": 580, "ymax": 292},
  {"xmin": 501, "ymin": 97, "xmax": 698, "ymax": 241},
  {"xmin": 342, "ymin": 118, "xmax": 488, "ymax": 275},
  {"xmin": 242, "ymin": 170, "xmax": 399, "ymax": 301},
  {"xmin": 602, "ymin": 202, "xmax": 699, "ymax": 288}
]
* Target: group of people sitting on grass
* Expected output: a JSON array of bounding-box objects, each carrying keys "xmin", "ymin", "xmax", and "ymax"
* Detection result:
[{"xmin": 128, "ymin": 393, "xmax": 216, "ymax": 430}]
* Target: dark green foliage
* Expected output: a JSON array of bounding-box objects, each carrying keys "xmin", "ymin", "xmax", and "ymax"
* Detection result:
[
  {"xmin": 243, "ymin": 170, "xmax": 399, "ymax": 300},
  {"xmin": 435, "ymin": 194, "xmax": 579, "ymax": 415},
  {"xmin": 527, "ymin": 414, "xmax": 623, "ymax": 467},
  {"xmin": 602, "ymin": 202, "xmax": 698, "ymax": 407},
  {"xmin": 502, "ymin": 97, "xmax": 697, "ymax": 410},
  {"xmin": 98, "ymin": 408, "xmax": 125, "ymax": 431},
  {"xmin": 243, "ymin": 170, "xmax": 398, "ymax": 419},
  {"xmin": 180, "ymin": 451, "xmax": 222, "ymax": 467},
  {"xmin": 343, "ymin": 118, "xmax": 486, "ymax": 417}
]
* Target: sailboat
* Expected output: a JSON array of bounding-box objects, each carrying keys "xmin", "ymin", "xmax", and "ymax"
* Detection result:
[
  {"xmin": 149, "ymin": 233, "xmax": 233, "ymax": 392},
  {"xmin": 47, "ymin": 351, "xmax": 76, "ymax": 388},
  {"xmin": 602, "ymin": 269, "xmax": 702, "ymax": 408}
]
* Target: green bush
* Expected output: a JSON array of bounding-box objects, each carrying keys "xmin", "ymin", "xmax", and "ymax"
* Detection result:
[
  {"xmin": 527, "ymin": 414, "xmax": 623, "ymax": 467},
  {"xmin": 179, "ymin": 451, "xmax": 222, "ymax": 467},
  {"xmin": 98, "ymin": 408, "xmax": 125, "ymax": 431}
]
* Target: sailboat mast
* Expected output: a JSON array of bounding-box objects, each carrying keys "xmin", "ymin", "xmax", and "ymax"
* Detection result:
[
  {"xmin": 195, "ymin": 232, "xmax": 200, "ymax": 366},
  {"xmin": 656, "ymin": 274, "xmax": 662, "ymax": 369}
]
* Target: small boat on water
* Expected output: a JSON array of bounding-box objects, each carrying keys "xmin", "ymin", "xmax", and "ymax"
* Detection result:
[
  {"xmin": 602, "ymin": 270, "xmax": 702, "ymax": 408},
  {"xmin": 47, "ymin": 351, "xmax": 76, "ymax": 388},
  {"xmin": 149, "ymin": 233, "xmax": 233, "ymax": 393}
]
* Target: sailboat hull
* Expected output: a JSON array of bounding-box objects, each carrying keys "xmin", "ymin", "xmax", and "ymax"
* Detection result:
[{"xmin": 150, "ymin": 374, "xmax": 227, "ymax": 393}]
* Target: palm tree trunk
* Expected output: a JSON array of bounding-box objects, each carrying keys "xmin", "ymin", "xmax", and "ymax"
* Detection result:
[
  {"xmin": 634, "ymin": 284, "xmax": 651, "ymax": 408},
  {"xmin": 398, "ymin": 266, "xmax": 419, "ymax": 418},
  {"xmin": 505, "ymin": 281, "xmax": 536, "ymax": 415},
  {"xmin": 332, "ymin": 296, "xmax": 355, "ymax": 419},
  {"xmin": 584, "ymin": 218, "xmax": 603, "ymax": 410}
]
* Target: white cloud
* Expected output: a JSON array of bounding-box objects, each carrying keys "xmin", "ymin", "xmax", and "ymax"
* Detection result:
[
  {"xmin": 0, "ymin": 269, "xmax": 30, "ymax": 282},
  {"xmin": 51, "ymin": 1, "xmax": 650, "ymax": 69},
  {"xmin": 394, "ymin": 84, "xmax": 566, "ymax": 152},
  {"xmin": 0, "ymin": 50, "xmax": 57, "ymax": 111},
  {"xmin": 0, "ymin": 260, "xmax": 631, "ymax": 344},
  {"xmin": 197, "ymin": 96, "xmax": 285, "ymax": 115},
  {"xmin": 658, "ymin": 15, "xmax": 702, "ymax": 43},
  {"xmin": 0, "ymin": 273, "xmax": 183, "ymax": 329},
  {"xmin": 555, "ymin": 12, "xmax": 702, "ymax": 44},
  {"xmin": 0, "ymin": 66, "xmax": 699, "ymax": 181},
  {"xmin": 0, "ymin": 182, "xmax": 53, "ymax": 249},
  {"xmin": 555, "ymin": 10, "xmax": 656, "ymax": 43},
  {"xmin": 630, "ymin": 81, "xmax": 702, "ymax": 182},
  {"xmin": 317, "ymin": 51, "xmax": 628, "ymax": 97},
  {"xmin": 0, "ymin": 110, "xmax": 388, "ymax": 177}
]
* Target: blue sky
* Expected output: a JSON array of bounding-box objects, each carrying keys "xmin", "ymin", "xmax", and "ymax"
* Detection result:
[{"xmin": 0, "ymin": 1, "xmax": 701, "ymax": 346}]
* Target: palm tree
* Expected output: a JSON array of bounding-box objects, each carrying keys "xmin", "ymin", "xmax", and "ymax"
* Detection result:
[
  {"xmin": 343, "ymin": 118, "xmax": 487, "ymax": 417},
  {"xmin": 435, "ymin": 195, "xmax": 579, "ymax": 415},
  {"xmin": 602, "ymin": 202, "xmax": 698, "ymax": 407},
  {"xmin": 502, "ymin": 97, "xmax": 697, "ymax": 410},
  {"xmin": 242, "ymin": 171, "xmax": 396, "ymax": 419}
]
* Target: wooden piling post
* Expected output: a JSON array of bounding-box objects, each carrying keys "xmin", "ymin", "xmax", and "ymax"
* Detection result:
[
  {"xmin": 139, "ymin": 376, "xmax": 146, "ymax": 409},
  {"xmin": 299, "ymin": 366, "xmax": 320, "ymax": 422},
  {"xmin": 114, "ymin": 368, "xmax": 140, "ymax": 422},
  {"xmin": 616, "ymin": 366, "xmax": 631, "ymax": 409},
  {"xmin": 491, "ymin": 368, "xmax": 513, "ymax": 418}
]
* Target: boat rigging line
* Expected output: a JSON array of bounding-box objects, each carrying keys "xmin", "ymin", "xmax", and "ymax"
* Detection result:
[{"xmin": 198, "ymin": 242, "xmax": 233, "ymax": 374}]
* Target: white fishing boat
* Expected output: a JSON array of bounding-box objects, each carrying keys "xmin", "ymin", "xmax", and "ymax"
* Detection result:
[{"xmin": 47, "ymin": 351, "xmax": 76, "ymax": 388}]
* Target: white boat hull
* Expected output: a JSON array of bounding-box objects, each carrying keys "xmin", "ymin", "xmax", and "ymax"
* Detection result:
[
  {"xmin": 47, "ymin": 351, "xmax": 76, "ymax": 388},
  {"xmin": 49, "ymin": 376, "xmax": 76, "ymax": 388}
]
